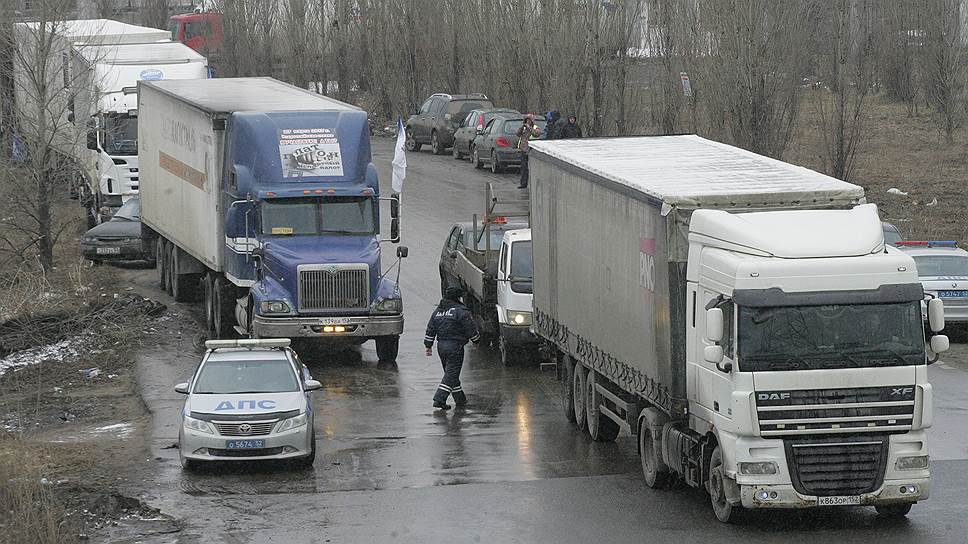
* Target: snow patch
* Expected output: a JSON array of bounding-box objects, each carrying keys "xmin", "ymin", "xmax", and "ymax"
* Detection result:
[{"xmin": 0, "ymin": 338, "xmax": 84, "ymax": 377}]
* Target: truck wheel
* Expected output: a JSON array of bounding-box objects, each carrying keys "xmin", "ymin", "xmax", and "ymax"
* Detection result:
[
  {"xmin": 638, "ymin": 417, "xmax": 670, "ymax": 488},
  {"xmin": 708, "ymin": 445, "xmax": 740, "ymax": 523},
  {"xmin": 472, "ymin": 147, "xmax": 484, "ymax": 169},
  {"xmin": 169, "ymin": 248, "xmax": 196, "ymax": 302},
  {"xmin": 573, "ymin": 363, "xmax": 588, "ymax": 431},
  {"xmin": 157, "ymin": 239, "xmax": 168, "ymax": 290},
  {"xmin": 874, "ymin": 504, "xmax": 912, "ymax": 518},
  {"xmin": 405, "ymin": 128, "xmax": 421, "ymax": 152},
  {"xmin": 586, "ymin": 371, "xmax": 620, "ymax": 442},
  {"xmin": 375, "ymin": 335, "xmax": 400, "ymax": 362},
  {"xmin": 561, "ymin": 356, "xmax": 576, "ymax": 422},
  {"xmin": 213, "ymin": 276, "xmax": 234, "ymax": 338},
  {"xmin": 431, "ymin": 131, "xmax": 445, "ymax": 155}
]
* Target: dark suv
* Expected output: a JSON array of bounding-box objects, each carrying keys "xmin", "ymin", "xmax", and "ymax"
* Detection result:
[{"xmin": 405, "ymin": 93, "xmax": 494, "ymax": 155}]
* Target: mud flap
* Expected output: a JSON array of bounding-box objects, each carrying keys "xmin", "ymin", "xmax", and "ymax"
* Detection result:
[{"xmin": 724, "ymin": 474, "xmax": 742, "ymax": 505}]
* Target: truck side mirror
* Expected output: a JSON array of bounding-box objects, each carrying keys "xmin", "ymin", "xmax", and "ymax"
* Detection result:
[
  {"xmin": 389, "ymin": 218, "xmax": 400, "ymax": 243},
  {"xmin": 703, "ymin": 345, "xmax": 724, "ymax": 364},
  {"xmin": 928, "ymin": 298, "xmax": 945, "ymax": 333},
  {"xmin": 930, "ymin": 334, "xmax": 949, "ymax": 356},
  {"xmin": 705, "ymin": 307, "xmax": 724, "ymax": 342},
  {"xmin": 396, "ymin": 245, "xmax": 409, "ymax": 258},
  {"xmin": 86, "ymin": 130, "xmax": 98, "ymax": 151},
  {"xmin": 390, "ymin": 195, "xmax": 400, "ymax": 219}
]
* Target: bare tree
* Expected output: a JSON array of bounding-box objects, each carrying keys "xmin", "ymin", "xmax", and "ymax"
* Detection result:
[
  {"xmin": 877, "ymin": 1, "xmax": 923, "ymax": 115},
  {"xmin": 920, "ymin": 0, "xmax": 966, "ymax": 142},
  {"xmin": 141, "ymin": 0, "xmax": 171, "ymax": 30}
]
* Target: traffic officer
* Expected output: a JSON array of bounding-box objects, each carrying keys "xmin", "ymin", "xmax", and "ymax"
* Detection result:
[{"xmin": 424, "ymin": 287, "xmax": 481, "ymax": 410}]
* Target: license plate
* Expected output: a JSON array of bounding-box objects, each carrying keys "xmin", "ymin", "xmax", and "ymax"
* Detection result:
[
  {"xmin": 321, "ymin": 318, "xmax": 350, "ymax": 325},
  {"xmin": 96, "ymin": 247, "xmax": 121, "ymax": 255},
  {"xmin": 225, "ymin": 439, "xmax": 265, "ymax": 450},
  {"xmin": 817, "ymin": 495, "xmax": 861, "ymax": 506},
  {"xmin": 938, "ymin": 290, "xmax": 968, "ymax": 298}
]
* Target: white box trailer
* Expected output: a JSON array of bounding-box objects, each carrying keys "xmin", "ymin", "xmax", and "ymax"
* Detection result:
[{"xmin": 529, "ymin": 135, "xmax": 945, "ymax": 522}]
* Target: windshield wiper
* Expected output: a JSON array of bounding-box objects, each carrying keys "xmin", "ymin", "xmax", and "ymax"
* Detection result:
[{"xmin": 320, "ymin": 229, "xmax": 367, "ymax": 235}]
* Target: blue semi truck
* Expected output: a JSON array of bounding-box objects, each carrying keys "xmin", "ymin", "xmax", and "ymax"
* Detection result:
[{"xmin": 138, "ymin": 78, "xmax": 405, "ymax": 361}]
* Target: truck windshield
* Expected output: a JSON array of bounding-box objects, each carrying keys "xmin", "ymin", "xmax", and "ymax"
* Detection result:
[
  {"xmin": 193, "ymin": 359, "xmax": 299, "ymax": 394},
  {"xmin": 103, "ymin": 114, "xmax": 138, "ymax": 156},
  {"xmin": 510, "ymin": 240, "xmax": 533, "ymax": 294},
  {"xmin": 261, "ymin": 196, "xmax": 376, "ymax": 236},
  {"xmin": 738, "ymin": 302, "xmax": 925, "ymax": 371}
]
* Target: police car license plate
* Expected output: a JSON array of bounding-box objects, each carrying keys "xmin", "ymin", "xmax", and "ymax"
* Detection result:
[
  {"xmin": 817, "ymin": 495, "xmax": 861, "ymax": 506},
  {"xmin": 96, "ymin": 247, "xmax": 121, "ymax": 255},
  {"xmin": 938, "ymin": 290, "xmax": 968, "ymax": 298},
  {"xmin": 225, "ymin": 439, "xmax": 265, "ymax": 450}
]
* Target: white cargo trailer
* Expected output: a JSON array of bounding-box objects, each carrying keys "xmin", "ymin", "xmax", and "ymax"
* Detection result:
[{"xmin": 529, "ymin": 135, "xmax": 948, "ymax": 522}]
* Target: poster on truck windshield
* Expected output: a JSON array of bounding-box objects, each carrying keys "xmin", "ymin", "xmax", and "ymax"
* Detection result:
[{"xmin": 278, "ymin": 128, "xmax": 344, "ymax": 177}]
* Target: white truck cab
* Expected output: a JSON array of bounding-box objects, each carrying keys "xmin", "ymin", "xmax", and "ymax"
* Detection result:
[{"xmin": 495, "ymin": 228, "xmax": 537, "ymax": 364}]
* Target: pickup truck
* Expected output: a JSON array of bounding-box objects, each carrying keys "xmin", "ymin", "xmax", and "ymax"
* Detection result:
[{"xmin": 438, "ymin": 185, "xmax": 537, "ymax": 365}]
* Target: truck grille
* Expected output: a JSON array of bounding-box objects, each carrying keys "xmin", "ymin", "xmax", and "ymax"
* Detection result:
[
  {"xmin": 212, "ymin": 420, "xmax": 276, "ymax": 436},
  {"xmin": 298, "ymin": 264, "xmax": 369, "ymax": 312},
  {"xmin": 785, "ymin": 437, "xmax": 888, "ymax": 496},
  {"xmin": 756, "ymin": 386, "xmax": 916, "ymax": 437}
]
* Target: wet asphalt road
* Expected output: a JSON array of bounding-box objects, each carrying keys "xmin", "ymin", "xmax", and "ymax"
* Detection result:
[{"xmin": 121, "ymin": 139, "xmax": 968, "ymax": 543}]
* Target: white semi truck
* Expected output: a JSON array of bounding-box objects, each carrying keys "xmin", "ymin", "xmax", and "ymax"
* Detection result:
[
  {"xmin": 11, "ymin": 20, "xmax": 206, "ymax": 224},
  {"xmin": 528, "ymin": 135, "xmax": 949, "ymax": 522}
]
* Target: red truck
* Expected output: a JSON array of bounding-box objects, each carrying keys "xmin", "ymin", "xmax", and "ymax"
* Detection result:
[{"xmin": 168, "ymin": 12, "xmax": 223, "ymax": 57}]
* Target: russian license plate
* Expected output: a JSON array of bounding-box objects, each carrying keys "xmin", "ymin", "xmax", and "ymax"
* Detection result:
[
  {"xmin": 225, "ymin": 439, "xmax": 265, "ymax": 450},
  {"xmin": 938, "ymin": 290, "xmax": 968, "ymax": 298},
  {"xmin": 817, "ymin": 495, "xmax": 861, "ymax": 506},
  {"xmin": 321, "ymin": 317, "xmax": 350, "ymax": 325},
  {"xmin": 96, "ymin": 246, "xmax": 121, "ymax": 255}
]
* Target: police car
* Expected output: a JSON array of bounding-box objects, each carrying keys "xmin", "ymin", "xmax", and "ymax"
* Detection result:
[
  {"xmin": 175, "ymin": 339, "xmax": 319, "ymax": 470},
  {"xmin": 896, "ymin": 241, "xmax": 968, "ymax": 327}
]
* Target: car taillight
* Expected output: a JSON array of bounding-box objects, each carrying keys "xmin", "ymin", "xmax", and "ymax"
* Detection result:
[{"xmin": 495, "ymin": 137, "xmax": 511, "ymax": 147}]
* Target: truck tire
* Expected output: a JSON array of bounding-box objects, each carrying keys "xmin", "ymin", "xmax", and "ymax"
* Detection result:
[
  {"xmin": 638, "ymin": 417, "xmax": 670, "ymax": 488},
  {"xmin": 874, "ymin": 504, "xmax": 912, "ymax": 518},
  {"xmin": 573, "ymin": 363, "xmax": 588, "ymax": 431},
  {"xmin": 405, "ymin": 128, "xmax": 421, "ymax": 152},
  {"xmin": 157, "ymin": 239, "xmax": 168, "ymax": 290},
  {"xmin": 708, "ymin": 445, "xmax": 740, "ymax": 523},
  {"xmin": 213, "ymin": 276, "xmax": 235, "ymax": 339},
  {"xmin": 169, "ymin": 248, "xmax": 196, "ymax": 303},
  {"xmin": 561, "ymin": 355, "xmax": 576, "ymax": 423},
  {"xmin": 375, "ymin": 335, "xmax": 400, "ymax": 363},
  {"xmin": 585, "ymin": 371, "xmax": 620, "ymax": 442}
]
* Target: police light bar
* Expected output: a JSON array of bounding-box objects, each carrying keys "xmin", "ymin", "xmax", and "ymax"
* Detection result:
[
  {"xmin": 896, "ymin": 241, "xmax": 959, "ymax": 247},
  {"xmin": 204, "ymin": 338, "xmax": 292, "ymax": 349}
]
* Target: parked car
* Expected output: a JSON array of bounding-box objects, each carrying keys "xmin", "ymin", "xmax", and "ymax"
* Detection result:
[
  {"xmin": 472, "ymin": 117, "xmax": 547, "ymax": 173},
  {"xmin": 405, "ymin": 93, "xmax": 493, "ymax": 155},
  {"xmin": 452, "ymin": 108, "xmax": 519, "ymax": 160},
  {"xmin": 896, "ymin": 240, "xmax": 968, "ymax": 329},
  {"xmin": 80, "ymin": 196, "xmax": 152, "ymax": 263},
  {"xmin": 883, "ymin": 222, "xmax": 903, "ymax": 246},
  {"xmin": 175, "ymin": 338, "xmax": 320, "ymax": 470}
]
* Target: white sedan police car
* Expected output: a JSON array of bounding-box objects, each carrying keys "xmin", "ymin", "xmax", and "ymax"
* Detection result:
[
  {"xmin": 897, "ymin": 240, "xmax": 968, "ymax": 327},
  {"xmin": 175, "ymin": 339, "xmax": 319, "ymax": 470}
]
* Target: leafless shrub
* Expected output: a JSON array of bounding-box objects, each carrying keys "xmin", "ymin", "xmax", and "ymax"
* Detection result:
[{"xmin": 0, "ymin": 437, "xmax": 76, "ymax": 544}]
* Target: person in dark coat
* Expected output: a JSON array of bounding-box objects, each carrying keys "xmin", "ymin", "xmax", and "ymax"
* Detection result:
[
  {"xmin": 560, "ymin": 114, "xmax": 583, "ymax": 139},
  {"xmin": 424, "ymin": 287, "xmax": 481, "ymax": 409},
  {"xmin": 545, "ymin": 110, "xmax": 562, "ymax": 139}
]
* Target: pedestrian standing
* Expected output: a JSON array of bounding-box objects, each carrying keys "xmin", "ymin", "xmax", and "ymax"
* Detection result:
[
  {"xmin": 516, "ymin": 114, "xmax": 542, "ymax": 189},
  {"xmin": 424, "ymin": 287, "xmax": 481, "ymax": 410},
  {"xmin": 560, "ymin": 114, "xmax": 583, "ymax": 139}
]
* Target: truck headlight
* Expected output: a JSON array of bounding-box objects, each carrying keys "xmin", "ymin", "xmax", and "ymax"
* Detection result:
[
  {"xmin": 506, "ymin": 310, "xmax": 532, "ymax": 326},
  {"xmin": 183, "ymin": 416, "xmax": 215, "ymax": 435},
  {"xmin": 739, "ymin": 462, "xmax": 777, "ymax": 475},
  {"xmin": 260, "ymin": 300, "xmax": 291, "ymax": 314},
  {"xmin": 375, "ymin": 298, "xmax": 402, "ymax": 313},
  {"xmin": 895, "ymin": 455, "xmax": 929, "ymax": 470},
  {"xmin": 275, "ymin": 412, "xmax": 308, "ymax": 433}
]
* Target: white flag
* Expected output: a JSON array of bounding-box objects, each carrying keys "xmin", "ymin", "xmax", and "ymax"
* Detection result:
[{"xmin": 391, "ymin": 117, "xmax": 407, "ymax": 193}]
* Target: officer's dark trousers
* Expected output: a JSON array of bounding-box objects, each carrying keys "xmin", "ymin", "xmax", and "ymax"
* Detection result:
[
  {"xmin": 518, "ymin": 153, "xmax": 530, "ymax": 188},
  {"xmin": 433, "ymin": 341, "xmax": 467, "ymax": 405}
]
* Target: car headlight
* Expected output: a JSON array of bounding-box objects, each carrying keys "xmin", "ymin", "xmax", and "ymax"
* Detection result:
[
  {"xmin": 376, "ymin": 297, "xmax": 402, "ymax": 313},
  {"xmin": 506, "ymin": 310, "xmax": 532, "ymax": 326},
  {"xmin": 895, "ymin": 455, "xmax": 929, "ymax": 470},
  {"xmin": 183, "ymin": 415, "xmax": 215, "ymax": 435},
  {"xmin": 739, "ymin": 461, "xmax": 778, "ymax": 475},
  {"xmin": 275, "ymin": 412, "xmax": 308, "ymax": 433},
  {"xmin": 83, "ymin": 236, "xmax": 97, "ymax": 243},
  {"xmin": 260, "ymin": 300, "xmax": 291, "ymax": 314}
]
